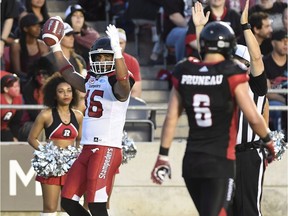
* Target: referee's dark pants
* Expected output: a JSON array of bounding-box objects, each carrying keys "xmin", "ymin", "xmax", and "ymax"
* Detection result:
[{"xmin": 233, "ymin": 141, "xmax": 266, "ymax": 216}]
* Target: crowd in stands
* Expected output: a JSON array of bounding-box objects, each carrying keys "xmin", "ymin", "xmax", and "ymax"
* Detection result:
[{"xmin": 0, "ymin": 0, "xmax": 287, "ymax": 142}]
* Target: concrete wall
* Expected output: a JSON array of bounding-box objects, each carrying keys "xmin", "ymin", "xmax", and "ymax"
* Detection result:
[
  {"xmin": 110, "ymin": 141, "xmax": 288, "ymax": 216},
  {"xmin": 1, "ymin": 141, "xmax": 287, "ymax": 216}
]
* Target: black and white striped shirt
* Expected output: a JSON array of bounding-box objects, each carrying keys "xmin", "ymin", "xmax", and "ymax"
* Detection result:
[{"xmin": 236, "ymin": 73, "xmax": 267, "ymax": 144}]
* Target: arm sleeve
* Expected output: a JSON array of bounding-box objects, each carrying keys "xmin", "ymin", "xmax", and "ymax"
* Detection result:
[
  {"xmin": 249, "ymin": 72, "xmax": 267, "ymax": 96},
  {"xmin": 109, "ymin": 72, "xmax": 135, "ymax": 93}
]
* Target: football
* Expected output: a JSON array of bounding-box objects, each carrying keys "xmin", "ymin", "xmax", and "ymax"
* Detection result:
[{"xmin": 42, "ymin": 16, "xmax": 64, "ymax": 46}]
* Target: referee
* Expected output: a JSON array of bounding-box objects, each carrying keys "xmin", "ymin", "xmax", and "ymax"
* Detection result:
[
  {"xmin": 233, "ymin": 1, "xmax": 270, "ymax": 215},
  {"xmin": 233, "ymin": 44, "xmax": 269, "ymax": 216}
]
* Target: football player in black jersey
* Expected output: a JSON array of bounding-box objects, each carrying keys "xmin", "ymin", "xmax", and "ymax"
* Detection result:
[{"xmin": 151, "ymin": 2, "xmax": 275, "ymax": 216}]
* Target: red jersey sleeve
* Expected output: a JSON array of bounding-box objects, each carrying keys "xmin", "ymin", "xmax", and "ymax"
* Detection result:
[{"xmin": 228, "ymin": 73, "xmax": 249, "ymax": 97}]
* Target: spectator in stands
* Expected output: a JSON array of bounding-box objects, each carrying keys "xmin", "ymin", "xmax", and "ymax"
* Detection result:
[
  {"xmin": 18, "ymin": 57, "xmax": 53, "ymax": 141},
  {"xmin": 248, "ymin": 12, "xmax": 273, "ymax": 56},
  {"xmin": 118, "ymin": 28, "xmax": 142, "ymax": 98},
  {"xmin": 263, "ymin": 30, "xmax": 287, "ymax": 132},
  {"xmin": 0, "ymin": 0, "xmax": 18, "ymax": 69},
  {"xmin": 161, "ymin": 0, "xmax": 191, "ymax": 63},
  {"xmin": 9, "ymin": 13, "xmax": 49, "ymax": 88},
  {"xmin": 64, "ymin": 4, "xmax": 100, "ymax": 67},
  {"xmin": 249, "ymin": 0, "xmax": 287, "ymax": 31},
  {"xmin": 25, "ymin": 0, "xmax": 50, "ymax": 27},
  {"xmin": 186, "ymin": 0, "xmax": 242, "ymax": 58},
  {"xmin": 0, "ymin": 73, "xmax": 23, "ymax": 141}
]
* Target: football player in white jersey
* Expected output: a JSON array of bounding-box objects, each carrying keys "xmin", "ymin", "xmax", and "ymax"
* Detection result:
[{"xmin": 45, "ymin": 19, "xmax": 134, "ymax": 216}]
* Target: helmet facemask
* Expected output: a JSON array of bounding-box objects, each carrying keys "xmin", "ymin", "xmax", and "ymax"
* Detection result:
[{"xmin": 89, "ymin": 50, "xmax": 115, "ymax": 74}]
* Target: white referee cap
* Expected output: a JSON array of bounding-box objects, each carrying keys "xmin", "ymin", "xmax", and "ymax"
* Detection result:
[{"xmin": 234, "ymin": 44, "xmax": 250, "ymax": 63}]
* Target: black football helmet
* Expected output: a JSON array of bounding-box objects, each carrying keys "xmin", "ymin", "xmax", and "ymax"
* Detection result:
[
  {"xmin": 89, "ymin": 37, "xmax": 115, "ymax": 74},
  {"xmin": 199, "ymin": 21, "xmax": 237, "ymax": 59}
]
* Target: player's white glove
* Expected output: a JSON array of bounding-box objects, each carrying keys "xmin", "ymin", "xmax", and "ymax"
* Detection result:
[
  {"xmin": 105, "ymin": 24, "xmax": 122, "ymax": 59},
  {"xmin": 151, "ymin": 155, "xmax": 171, "ymax": 184}
]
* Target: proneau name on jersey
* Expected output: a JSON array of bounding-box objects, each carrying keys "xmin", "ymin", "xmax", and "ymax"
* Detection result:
[{"xmin": 181, "ymin": 75, "xmax": 223, "ymax": 85}]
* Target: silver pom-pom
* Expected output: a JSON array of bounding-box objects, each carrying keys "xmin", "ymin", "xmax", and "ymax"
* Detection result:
[
  {"xmin": 31, "ymin": 142, "xmax": 82, "ymax": 177},
  {"xmin": 122, "ymin": 131, "xmax": 137, "ymax": 164},
  {"xmin": 270, "ymin": 131, "xmax": 287, "ymax": 161}
]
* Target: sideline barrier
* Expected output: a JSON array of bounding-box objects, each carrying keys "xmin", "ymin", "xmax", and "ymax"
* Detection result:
[
  {"xmin": 1, "ymin": 87, "xmax": 286, "ymax": 111},
  {"xmin": 0, "ymin": 104, "xmax": 167, "ymax": 110},
  {"xmin": 1, "ymin": 104, "xmax": 287, "ymax": 111}
]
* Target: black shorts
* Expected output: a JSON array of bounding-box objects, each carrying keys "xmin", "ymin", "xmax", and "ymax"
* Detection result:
[{"xmin": 182, "ymin": 152, "xmax": 235, "ymax": 178}]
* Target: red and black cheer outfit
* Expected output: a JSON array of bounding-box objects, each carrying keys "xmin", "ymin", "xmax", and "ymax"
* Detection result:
[{"xmin": 35, "ymin": 108, "xmax": 79, "ymax": 185}]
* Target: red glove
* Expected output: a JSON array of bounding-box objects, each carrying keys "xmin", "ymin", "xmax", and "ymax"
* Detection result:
[
  {"xmin": 263, "ymin": 140, "xmax": 276, "ymax": 163},
  {"xmin": 151, "ymin": 155, "xmax": 171, "ymax": 184}
]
